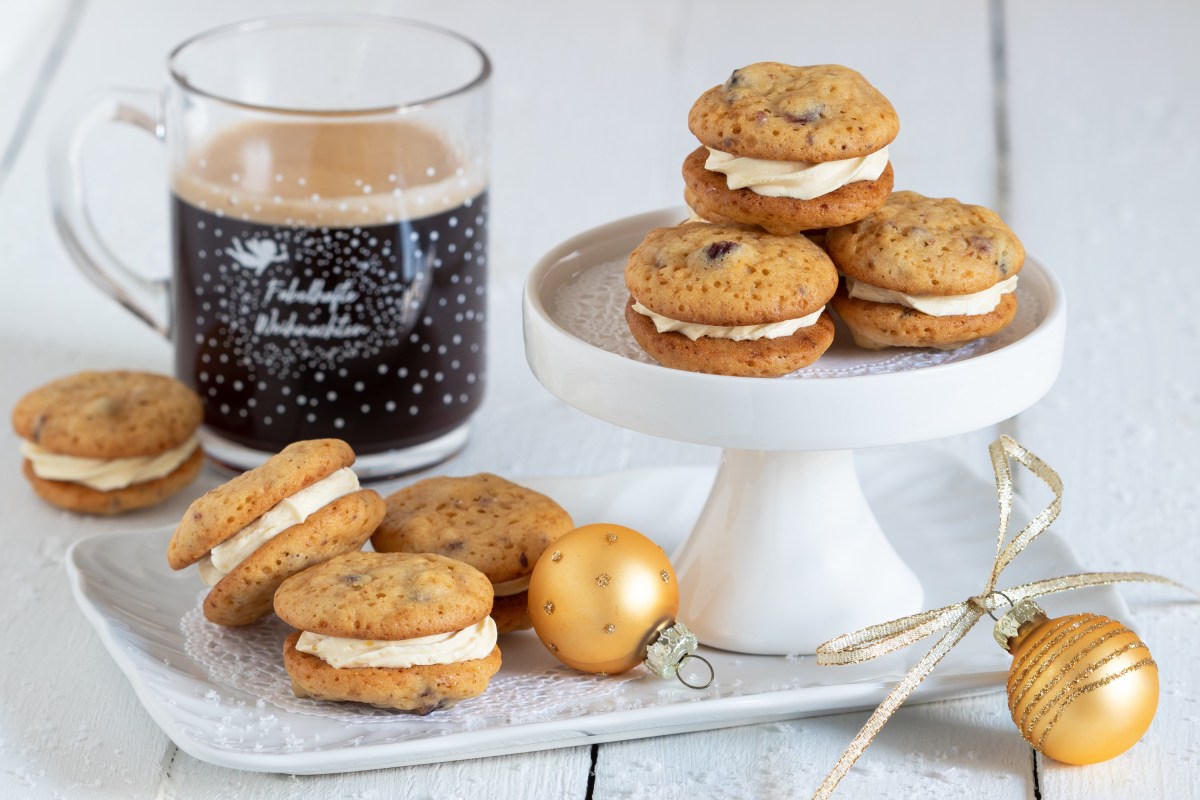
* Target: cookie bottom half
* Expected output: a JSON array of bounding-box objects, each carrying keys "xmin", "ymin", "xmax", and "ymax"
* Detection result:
[
  {"xmin": 203, "ymin": 489, "xmax": 386, "ymax": 627},
  {"xmin": 831, "ymin": 291, "xmax": 1018, "ymax": 350},
  {"xmin": 491, "ymin": 591, "xmax": 531, "ymax": 634},
  {"xmin": 283, "ymin": 632, "xmax": 502, "ymax": 713},
  {"xmin": 625, "ymin": 299, "xmax": 835, "ymax": 377},
  {"xmin": 682, "ymin": 147, "xmax": 893, "ymax": 235},
  {"xmin": 682, "ymin": 187, "xmax": 740, "ymax": 226},
  {"xmin": 22, "ymin": 446, "xmax": 204, "ymax": 516}
]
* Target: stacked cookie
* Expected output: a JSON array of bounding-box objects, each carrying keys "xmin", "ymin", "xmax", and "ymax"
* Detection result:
[
  {"xmin": 372, "ymin": 474, "xmax": 573, "ymax": 633},
  {"xmin": 265, "ymin": 470, "xmax": 571, "ymax": 710},
  {"xmin": 624, "ymin": 223, "xmax": 837, "ymax": 377},
  {"xmin": 165, "ymin": 446, "xmax": 575, "ymax": 712},
  {"xmin": 684, "ymin": 63, "xmax": 897, "ymax": 235},
  {"xmin": 625, "ymin": 61, "xmax": 1026, "ymax": 373},
  {"xmin": 625, "ymin": 63, "xmax": 896, "ymax": 376},
  {"xmin": 12, "ymin": 371, "xmax": 204, "ymax": 514},
  {"xmin": 276, "ymin": 551, "xmax": 502, "ymax": 714},
  {"xmin": 167, "ymin": 438, "xmax": 385, "ymax": 626},
  {"xmin": 827, "ymin": 192, "xmax": 1024, "ymax": 350}
]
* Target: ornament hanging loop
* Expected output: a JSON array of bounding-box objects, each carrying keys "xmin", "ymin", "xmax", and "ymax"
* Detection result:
[
  {"xmin": 675, "ymin": 653, "xmax": 715, "ymax": 690},
  {"xmin": 985, "ymin": 590, "xmax": 1017, "ymax": 622},
  {"xmin": 644, "ymin": 621, "xmax": 717, "ymax": 689}
]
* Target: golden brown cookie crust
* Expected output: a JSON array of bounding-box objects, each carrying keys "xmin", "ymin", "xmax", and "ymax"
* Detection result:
[
  {"xmin": 372, "ymin": 474, "xmax": 573, "ymax": 585},
  {"xmin": 168, "ymin": 438, "xmax": 355, "ymax": 569},
  {"xmin": 625, "ymin": 299, "xmax": 835, "ymax": 377},
  {"xmin": 688, "ymin": 63, "xmax": 899, "ymax": 162},
  {"xmin": 624, "ymin": 221, "xmax": 838, "ymax": 326},
  {"xmin": 490, "ymin": 592, "xmax": 531, "ymax": 634},
  {"xmin": 12, "ymin": 370, "xmax": 202, "ymax": 459},
  {"xmin": 826, "ymin": 191, "xmax": 1025, "ymax": 295},
  {"xmin": 831, "ymin": 290, "xmax": 1018, "ymax": 350},
  {"xmin": 274, "ymin": 551, "xmax": 494, "ymax": 640},
  {"xmin": 683, "ymin": 147, "xmax": 894, "ymax": 235},
  {"xmin": 22, "ymin": 446, "xmax": 204, "ymax": 516},
  {"xmin": 202, "ymin": 489, "xmax": 385, "ymax": 626},
  {"xmin": 682, "ymin": 187, "xmax": 740, "ymax": 225},
  {"xmin": 283, "ymin": 632, "xmax": 501, "ymax": 713}
]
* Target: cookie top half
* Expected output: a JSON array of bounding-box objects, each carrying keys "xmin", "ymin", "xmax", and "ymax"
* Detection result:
[
  {"xmin": 168, "ymin": 438, "xmax": 354, "ymax": 569},
  {"xmin": 274, "ymin": 551, "xmax": 494, "ymax": 640},
  {"xmin": 625, "ymin": 223, "xmax": 838, "ymax": 326},
  {"xmin": 12, "ymin": 371, "xmax": 202, "ymax": 459},
  {"xmin": 688, "ymin": 63, "xmax": 899, "ymax": 162},
  {"xmin": 372, "ymin": 474, "xmax": 573, "ymax": 584},
  {"xmin": 827, "ymin": 191, "xmax": 1026, "ymax": 295}
]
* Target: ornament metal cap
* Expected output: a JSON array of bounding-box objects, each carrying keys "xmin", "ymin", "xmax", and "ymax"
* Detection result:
[
  {"xmin": 643, "ymin": 622, "xmax": 714, "ymax": 689},
  {"xmin": 993, "ymin": 598, "xmax": 1049, "ymax": 652}
]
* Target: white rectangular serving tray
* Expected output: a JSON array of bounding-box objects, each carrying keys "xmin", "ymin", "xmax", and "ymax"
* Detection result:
[{"xmin": 65, "ymin": 447, "xmax": 1125, "ymax": 774}]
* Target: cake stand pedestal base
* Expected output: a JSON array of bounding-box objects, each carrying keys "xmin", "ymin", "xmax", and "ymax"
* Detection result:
[{"xmin": 674, "ymin": 449, "xmax": 924, "ymax": 654}]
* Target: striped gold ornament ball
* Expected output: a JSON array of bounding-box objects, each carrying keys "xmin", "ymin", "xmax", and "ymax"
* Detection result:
[{"xmin": 1006, "ymin": 612, "xmax": 1159, "ymax": 765}]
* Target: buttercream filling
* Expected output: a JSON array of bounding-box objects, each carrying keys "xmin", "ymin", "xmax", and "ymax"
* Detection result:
[
  {"xmin": 705, "ymin": 146, "xmax": 889, "ymax": 200},
  {"xmin": 491, "ymin": 574, "xmax": 531, "ymax": 598},
  {"xmin": 197, "ymin": 467, "xmax": 360, "ymax": 587},
  {"xmin": 20, "ymin": 434, "xmax": 199, "ymax": 491},
  {"xmin": 632, "ymin": 301, "xmax": 824, "ymax": 342},
  {"xmin": 845, "ymin": 275, "xmax": 1019, "ymax": 316},
  {"xmin": 295, "ymin": 616, "xmax": 498, "ymax": 669}
]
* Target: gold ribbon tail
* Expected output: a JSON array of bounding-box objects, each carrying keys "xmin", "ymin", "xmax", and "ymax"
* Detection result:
[
  {"xmin": 808, "ymin": 436, "xmax": 1197, "ymax": 798},
  {"xmin": 813, "ymin": 606, "xmax": 986, "ymax": 800},
  {"xmin": 815, "ymin": 602, "xmax": 973, "ymax": 667},
  {"xmin": 1000, "ymin": 571, "xmax": 1199, "ymax": 605}
]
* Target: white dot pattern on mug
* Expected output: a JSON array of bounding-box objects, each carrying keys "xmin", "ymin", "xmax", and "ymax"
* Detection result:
[{"xmin": 173, "ymin": 193, "xmax": 488, "ymax": 454}]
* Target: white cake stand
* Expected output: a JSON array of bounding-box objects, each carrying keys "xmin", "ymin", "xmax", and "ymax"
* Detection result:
[{"xmin": 522, "ymin": 208, "xmax": 1065, "ymax": 655}]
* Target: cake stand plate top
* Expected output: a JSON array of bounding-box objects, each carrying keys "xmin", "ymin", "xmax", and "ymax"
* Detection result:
[{"xmin": 524, "ymin": 208, "xmax": 1065, "ymax": 451}]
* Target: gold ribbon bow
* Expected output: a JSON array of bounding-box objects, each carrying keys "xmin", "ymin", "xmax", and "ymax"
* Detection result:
[{"xmin": 812, "ymin": 435, "xmax": 1190, "ymax": 799}]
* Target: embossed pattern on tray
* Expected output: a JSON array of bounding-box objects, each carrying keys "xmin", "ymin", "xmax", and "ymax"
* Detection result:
[{"xmin": 181, "ymin": 597, "xmax": 644, "ymax": 740}]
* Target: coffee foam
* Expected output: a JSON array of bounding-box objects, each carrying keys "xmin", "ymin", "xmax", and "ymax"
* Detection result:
[{"xmin": 171, "ymin": 119, "xmax": 483, "ymax": 226}]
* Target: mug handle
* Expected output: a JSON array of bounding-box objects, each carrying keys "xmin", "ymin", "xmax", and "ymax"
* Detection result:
[{"xmin": 49, "ymin": 89, "xmax": 171, "ymax": 338}]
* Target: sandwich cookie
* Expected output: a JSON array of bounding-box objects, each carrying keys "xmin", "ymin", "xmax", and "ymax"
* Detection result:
[
  {"xmin": 372, "ymin": 474, "xmax": 573, "ymax": 633},
  {"xmin": 12, "ymin": 370, "xmax": 204, "ymax": 515},
  {"xmin": 167, "ymin": 438, "xmax": 385, "ymax": 626},
  {"xmin": 624, "ymin": 222, "xmax": 838, "ymax": 377},
  {"xmin": 275, "ymin": 551, "xmax": 502, "ymax": 713},
  {"xmin": 827, "ymin": 191, "xmax": 1025, "ymax": 350},
  {"xmin": 685, "ymin": 63, "xmax": 897, "ymax": 234}
]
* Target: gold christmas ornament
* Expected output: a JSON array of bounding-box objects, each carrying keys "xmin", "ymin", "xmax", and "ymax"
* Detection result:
[
  {"xmin": 527, "ymin": 523, "xmax": 712, "ymax": 686},
  {"xmin": 994, "ymin": 598, "xmax": 1158, "ymax": 765},
  {"xmin": 810, "ymin": 436, "xmax": 1190, "ymax": 799}
]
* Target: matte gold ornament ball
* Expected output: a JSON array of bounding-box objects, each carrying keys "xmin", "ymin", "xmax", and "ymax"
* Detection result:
[
  {"xmin": 527, "ymin": 523, "xmax": 678, "ymax": 674},
  {"xmin": 1005, "ymin": 610, "xmax": 1158, "ymax": 765}
]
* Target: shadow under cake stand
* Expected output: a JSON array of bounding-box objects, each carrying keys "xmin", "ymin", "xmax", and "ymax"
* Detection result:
[{"xmin": 523, "ymin": 208, "xmax": 1065, "ymax": 655}]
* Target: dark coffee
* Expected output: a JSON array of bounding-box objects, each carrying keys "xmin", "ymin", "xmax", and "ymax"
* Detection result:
[{"xmin": 169, "ymin": 120, "xmax": 487, "ymax": 457}]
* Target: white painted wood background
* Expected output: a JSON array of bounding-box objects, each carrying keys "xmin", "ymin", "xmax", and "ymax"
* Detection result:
[{"xmin": 0, "ymin": 1, "xmax": 1196, "ymax": 798}]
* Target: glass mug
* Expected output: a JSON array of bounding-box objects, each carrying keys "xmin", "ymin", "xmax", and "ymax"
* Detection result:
[{"xmin": 51, "ymin": 15, "xmax": 491, "ymax": 478}]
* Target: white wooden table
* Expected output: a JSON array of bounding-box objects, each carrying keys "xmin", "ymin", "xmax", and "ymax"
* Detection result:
[{"xmin": 2, "ymin": 1, "xmax": 1196, "ymax": 797}]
